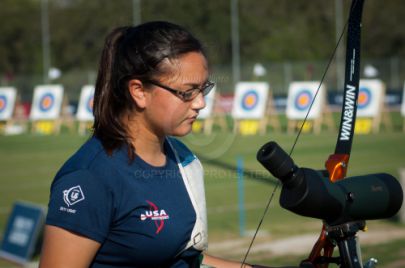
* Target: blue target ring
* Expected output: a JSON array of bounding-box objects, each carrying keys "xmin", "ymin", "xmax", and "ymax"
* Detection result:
[
  {"xmin": 0, "ymin": 95, "xmax": 7, "ymax": 113},
  {"xmin": 241, "ymin": 90, "xmax": 259, "ymax": 111},
  {"xmin": 86, "ymin": 95, "xmax": 94, "ymax": 113},
  {"xmin": 39, "ymin": 93, "xmax": 55, "ymax": 112},
  {"xmin": 294, "ymin": 89, "xmax": 313, "ymax": 111},
  {"xmin": 358, "ymin": 87, "xmax": 372, "ymax": 109}
]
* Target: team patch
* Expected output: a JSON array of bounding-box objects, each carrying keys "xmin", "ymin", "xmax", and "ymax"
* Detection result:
[{"xmin": 63, "ymin": 185, "xmax": 85, "ymax": 207}]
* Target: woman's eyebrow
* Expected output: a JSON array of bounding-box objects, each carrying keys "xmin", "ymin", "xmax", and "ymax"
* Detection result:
[{"xmin": 183, "ymin": 80, "xmax": 209, "ymax": 87}]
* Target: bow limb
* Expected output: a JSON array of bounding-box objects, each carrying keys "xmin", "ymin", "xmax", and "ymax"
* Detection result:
[
  {"xmin": 304, "ymin": 0, "xmax": 365, "ymax": 267},
  {"xmin": 241, "ymin": 1, "xmax": 365, "ymax": 267}
]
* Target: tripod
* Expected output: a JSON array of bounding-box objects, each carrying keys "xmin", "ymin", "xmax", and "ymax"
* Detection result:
[{"xmin": 299, "ymin": 221, "xmax": 377, "ymax": 268}]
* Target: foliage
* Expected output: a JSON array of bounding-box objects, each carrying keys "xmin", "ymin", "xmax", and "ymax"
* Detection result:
[{"xmin": 0, "ymin": 0, "xmax": 404, "ymax": 76}]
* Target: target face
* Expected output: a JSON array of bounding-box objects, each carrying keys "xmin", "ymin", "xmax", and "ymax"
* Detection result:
[
  {"xmin": 0, "ymin": 87, "xmax": 17, "ymax": 120},
  {"xmin": 30, "ymin": 85, "xmax": 64, "ymax": 120},
  {"xmin": 356, "ymin": 79, "xmax": 384, "ymax": 118},
  {"xmin": 286, "ymin": 82, "xmax": 325, "ymax": 120},
  {"xmin": 231, "ymin": 82, "xmax": 269, "ymax": 119},
  {"xmin": 0, "ymin": 95, "xmax": 7, "ymax": 113},
  {"xmin": 39, "ymin": 93, "xmax": 55, "ymax": 112},
  {"xmin": 86, "ymin": 95, "xmax": 94, "ymax": 113},
  {"xmin": 294, "ymin": 89, "xmax": 313, "ymax": 111},
  {"xmin": 241, "ymin": 90, "xmax": 259, "ymax": 111},
  {"xmin": 76, "ymin": 85, "xmax": 95, "ymax": 121},
  {"xmin": 358, "ymin": 87, "xmax": 372, "ymax": 109}
]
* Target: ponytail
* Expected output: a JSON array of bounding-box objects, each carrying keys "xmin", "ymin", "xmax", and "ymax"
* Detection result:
[
  {"xmin": 92, "ymin": 21, "xmax": 205, "ymax": 159},
  {"xmin": 93, "ymin": 27, "xmax": 131, "ymax": 155}
]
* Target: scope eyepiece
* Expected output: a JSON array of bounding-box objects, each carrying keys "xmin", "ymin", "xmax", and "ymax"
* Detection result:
[{"xmin": 257, "ymin": 141, "xmax": 304, "ymax": 188}]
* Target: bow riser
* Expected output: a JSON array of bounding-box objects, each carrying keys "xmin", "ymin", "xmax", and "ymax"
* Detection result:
[{"xmin": 305, "ymin": 0, "xmax": 365, "ymax": 267}]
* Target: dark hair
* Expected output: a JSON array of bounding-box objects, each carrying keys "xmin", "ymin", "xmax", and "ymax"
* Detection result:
[{"xmin": 92, "ymin": 21, "xmax": 205, "ymax": 157}]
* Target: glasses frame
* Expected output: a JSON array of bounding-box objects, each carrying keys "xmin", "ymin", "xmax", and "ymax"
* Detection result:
[{"xmin": 145, "ymin": 79, "xmax": 215, "ymax": 102}]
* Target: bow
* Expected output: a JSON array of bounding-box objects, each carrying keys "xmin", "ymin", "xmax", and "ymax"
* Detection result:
[
  {"xmin": 241, "ymin": 0, "xmax": 365, "ymax": 267},
  {"xmin": 304, "ymin": 1, "xmax": 364, "ymax": 267}
]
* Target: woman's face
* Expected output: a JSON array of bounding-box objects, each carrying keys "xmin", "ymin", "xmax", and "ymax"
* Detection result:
[{"xmin": 144, "ymin": 51, "xmax": 208, "ymax": 137}]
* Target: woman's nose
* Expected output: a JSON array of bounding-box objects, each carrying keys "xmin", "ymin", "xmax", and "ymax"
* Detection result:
[{"xmin": 191, "ymin": 91, "xmax": 206, "ymax": 110}]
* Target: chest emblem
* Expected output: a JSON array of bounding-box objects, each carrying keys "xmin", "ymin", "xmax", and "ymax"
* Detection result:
[{"xmin": 140, "ymin": 200, "xmax": 170, "ymax": 234}]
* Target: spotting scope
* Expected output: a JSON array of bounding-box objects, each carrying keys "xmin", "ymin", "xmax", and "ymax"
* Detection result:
[{"xmin": 257, "ymin": 141, "xmax": 403, "ymax": 226}]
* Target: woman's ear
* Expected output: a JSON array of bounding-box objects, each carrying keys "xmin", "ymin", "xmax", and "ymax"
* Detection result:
[{"xmin": 128, "ymin": 79, "xmax": 148, "ymax": 109}]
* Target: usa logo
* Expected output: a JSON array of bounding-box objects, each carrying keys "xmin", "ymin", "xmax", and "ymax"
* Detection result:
[
  {"xmin": 140, "ymin": 200, "xmax": 169, "ymax": 234},
  {"xmin": 63, "ymin": 185, "xmax": 85, "ymax": 207}
]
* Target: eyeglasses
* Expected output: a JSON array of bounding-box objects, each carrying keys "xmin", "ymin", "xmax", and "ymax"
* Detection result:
[{"xmin": 146, "ymin": 80, "xmax": 215, "ymax": 102}]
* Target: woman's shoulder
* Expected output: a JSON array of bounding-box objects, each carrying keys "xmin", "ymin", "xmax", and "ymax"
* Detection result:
[
  {"xmin": 166, "ymin": 137, "xmax": 198, "ymax": 167},
  {"xmin": 52, "ymin": 137, "xmax": 122, "ymax": 186},
  {"xmin": 58, "ymin": 137, "xmax": 106, "ymax": 172}
]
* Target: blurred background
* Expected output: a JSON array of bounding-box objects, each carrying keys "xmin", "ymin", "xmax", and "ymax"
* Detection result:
[
  {"xmin": 1, "ymin": 0, "xmax": 404, "ymax": 102},
  {"xmin": 0, "ymin": 0, "xmax": 405, "ymax": 267}
]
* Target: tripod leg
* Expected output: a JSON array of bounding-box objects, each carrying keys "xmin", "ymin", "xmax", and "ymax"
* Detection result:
[{"xmin": 336, "ymin": 236, "xmax": 363, "ymax": 268}]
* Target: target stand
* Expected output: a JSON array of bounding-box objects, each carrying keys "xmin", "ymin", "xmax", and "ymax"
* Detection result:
[
  {"xmin": 76, "ymin": 85, "xmax": 95, "ymax": 135},
  {"xmin": 286, "ymin": 82, "xmax": 334, "ymax": 135},
  {"xmin": 355, "ymin": 79, "xmax": 391, "ymax": 134},
  {"xmin": 0, "ymin": 87, "xmax": 27, "ymax": 135},
  {"xmin": 29, "ymin": 85, "xmax": 64, "ymax": 135},
  {"xmin": 231, "ymin": 82, "xmax": 270, "ymax": 135}
]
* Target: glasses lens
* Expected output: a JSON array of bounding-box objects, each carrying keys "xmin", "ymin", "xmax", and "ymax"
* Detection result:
[
  {"xmin": 202, "ymin": 82, "xmax": 214, "ymax": 96},
  {"xmin": 182, "ymin": 90, "xmax": 195, "ymax": 101},
  {"xmin": 181, "ymin": 82, "xmax": 215, "ymax": 101}
]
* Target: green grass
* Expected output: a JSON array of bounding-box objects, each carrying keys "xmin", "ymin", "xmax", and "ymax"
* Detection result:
[
  {"xmin": 0, "ymin": 124, "xmax": 404, "ymax": 267},
  {"xmin": 184, "ymin": 131, "xmax": 405, "ymax": 262},
  {"xmin": 250, "ymin": 237, "xmax": 405, "ymax": 267},
  {"xmin": 249, "ymin": 231, "xmax": 405, "ymax": 268}
]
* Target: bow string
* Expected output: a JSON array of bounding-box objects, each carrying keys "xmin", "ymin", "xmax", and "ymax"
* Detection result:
[
  {"xmin": 306, "ymin": 1, "xmax": 364, "ymax": 267},
  {"xmin": 240, "ymin": 0, "xmax": 365, "ymax": 267}
]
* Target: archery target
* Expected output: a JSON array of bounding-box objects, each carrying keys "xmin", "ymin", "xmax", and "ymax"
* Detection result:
[
  {"xmin": 294, "ymin": 90, "xmax": 313, "ymax": 111},
  {"xmin": 358, "ymin": 87, "xmax": 372, "ymax": 109},
  {"xmin": 232, "ymin": 82, "xmax": 269, "ymax": 119},
  {"xmin": 39, "ymin": 93, "xmax": 55, "ymax": 112},
  {"xmin": 241, "ymin": 90, "xmax": 259, "ymax": 110},
  {"xmin": 286, "ymin": 82, "xmax": 325, "ymax": 119},
  {"xmin": 30, "ymin": 85, "xmax": 64, "ymax": 120},
  {"xmin": 357, "ymin": 79, "xmax": 384, "ymax": 117},
  {"xmin": 0, "ymin": 87, "xmax": 17, "ymax": 121},
  {"xmin": 76, "ymin": 85, "xmax": 95, "ymax": 121},
  {"xmin": 197, "ymin": 86, "xmax": 216, "ymax": 119},
  {"xmin": 0, "ymin": 96, "xmax": 6, "ymax": 113}
]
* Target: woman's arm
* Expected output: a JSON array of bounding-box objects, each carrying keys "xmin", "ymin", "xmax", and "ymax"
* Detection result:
[
  {"xmin": 202, "ymin": 253, "xmax": 252, "ymax": 268},
  {"xmin": 39, "ymin": 225, "xmax": 101, "ymax": 268}
]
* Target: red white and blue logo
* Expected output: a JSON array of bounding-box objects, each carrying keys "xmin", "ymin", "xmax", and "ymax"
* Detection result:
[
  {"xmin": 294, "ymin": 89, "xmax": 313, "ymax": 111},
  {"xmin": 358, "ymin": 87, "xmax": 372, "ymax": 109},
  {"xmin": 0, "ymin": 95, "xmax": 7, "ymax": 113},
  {"xmin": 241, "ymin": 90, "xmax": 259, "ymax": 111},
  {"xmin": 140, "ymin": 200, "xmax": 170, "ymax": 234},
  {"xmin": 39, "ymin": 93, "xmax": 55, "ymax": 112}
]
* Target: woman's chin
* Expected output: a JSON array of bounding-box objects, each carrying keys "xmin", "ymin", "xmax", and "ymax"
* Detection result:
[{"xmin": 169, "ymin": 125, "xmax": 193, "ymax": 137}]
